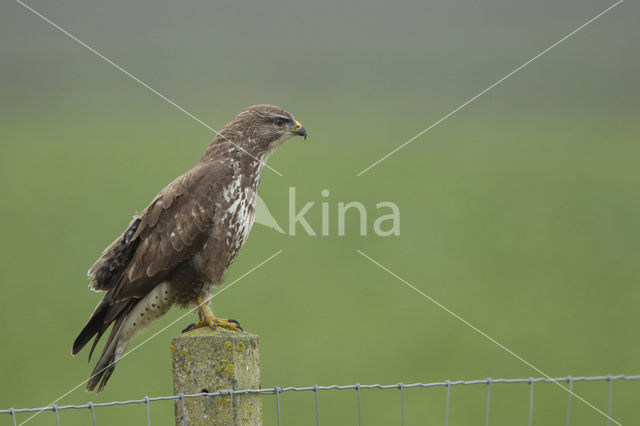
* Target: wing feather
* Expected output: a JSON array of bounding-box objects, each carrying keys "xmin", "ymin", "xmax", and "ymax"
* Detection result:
[
  {"xmin": 87, "ymin": 162, "xmax": 235, "ymax": 300},
  {"xmin": 113, "ymin": 162, "xmax": 235, "ymax": 300}
]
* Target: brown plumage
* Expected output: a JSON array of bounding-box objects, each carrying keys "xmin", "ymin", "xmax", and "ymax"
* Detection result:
[{"xmin": 72, "ymin": 105, "xmax": 306, "ymax": 392}]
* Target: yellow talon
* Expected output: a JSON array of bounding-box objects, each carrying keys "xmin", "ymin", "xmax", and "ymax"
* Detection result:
[{"xmin": 193, "ymin": 296, "xmax": 242, "ymax": 332}]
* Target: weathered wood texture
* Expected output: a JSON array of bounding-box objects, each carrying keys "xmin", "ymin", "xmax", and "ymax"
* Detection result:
[{"xmin": 171, "ymin": 328, "xmax": 261, "ymax": 425}]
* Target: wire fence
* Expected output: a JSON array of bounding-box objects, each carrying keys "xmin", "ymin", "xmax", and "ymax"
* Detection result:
[{"xmin": 3, "ymin": 374, "xmax": 639, "ymax": 426}]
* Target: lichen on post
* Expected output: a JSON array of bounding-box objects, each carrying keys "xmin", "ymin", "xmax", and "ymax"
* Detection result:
[{"xmin": 171, "ymin": 327, "xmax": 261, "ymax": 425}]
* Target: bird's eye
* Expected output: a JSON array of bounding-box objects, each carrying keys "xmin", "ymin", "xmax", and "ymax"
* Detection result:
[{"xmin": 274, "ymin": 118, "xmax": 285, "ymax": 127}]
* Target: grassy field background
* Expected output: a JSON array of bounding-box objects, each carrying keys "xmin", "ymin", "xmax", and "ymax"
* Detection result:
[{"xmin": 1, "ymin": 0, "xmax": 639, "ymax": 425}]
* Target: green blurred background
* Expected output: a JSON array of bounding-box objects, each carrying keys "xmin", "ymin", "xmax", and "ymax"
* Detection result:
[{"xmin": 1, "ymin": 0, "xmax": 639, "ymax": 424}]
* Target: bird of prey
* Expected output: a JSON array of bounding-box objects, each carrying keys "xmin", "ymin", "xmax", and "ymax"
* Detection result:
[{"xmin": 72, "ymin": 105, "xmax": 306, "ymax": 392}]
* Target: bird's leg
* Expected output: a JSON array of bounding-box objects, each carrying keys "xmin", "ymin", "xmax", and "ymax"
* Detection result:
[{"xmin": 183, "ymin": 296, "xmax": 243, "ymax": 332}]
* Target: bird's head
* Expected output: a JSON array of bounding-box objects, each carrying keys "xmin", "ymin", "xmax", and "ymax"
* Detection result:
[{"xmin": 219, "ymin": 104, "xmax": 307, "ymax": 158}]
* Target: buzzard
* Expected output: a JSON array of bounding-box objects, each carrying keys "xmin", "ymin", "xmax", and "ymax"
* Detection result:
[{"xmin": 72, "ymin": 105, "xmax": 306, "ymax": 392}]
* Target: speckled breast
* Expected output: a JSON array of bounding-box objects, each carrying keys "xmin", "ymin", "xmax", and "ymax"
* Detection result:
[{"xmin": 220, "ymin": 170, "xmax": 260, "ymax": 268}]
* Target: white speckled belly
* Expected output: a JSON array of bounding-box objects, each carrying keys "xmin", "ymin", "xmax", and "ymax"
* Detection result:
[{"xmin": 118, "ymin": 282, "xmax": 174, "ymax": 343}]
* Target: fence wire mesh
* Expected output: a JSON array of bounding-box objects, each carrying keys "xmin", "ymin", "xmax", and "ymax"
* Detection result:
[{"xmin": 3, "ymin": 374, "xmax": 638, "ymax": 425}]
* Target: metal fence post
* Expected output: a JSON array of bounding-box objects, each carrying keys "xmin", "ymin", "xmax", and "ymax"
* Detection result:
[{"xmin": 171, "ymin": 327, "xmax": 261, "ymax": 425}]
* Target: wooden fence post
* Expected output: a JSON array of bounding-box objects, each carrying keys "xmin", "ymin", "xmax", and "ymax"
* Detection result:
[{"xmin": 171, "ymin": 327, "xmax": 261, "ymax": 425}]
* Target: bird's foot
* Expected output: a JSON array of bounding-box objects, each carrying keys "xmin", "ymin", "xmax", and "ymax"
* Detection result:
[
  {"xmin": 189, "ymin": 296, "xmax": 244, "ymax": 332},
  {"xmin": 207, "ymin": 317, "xmax": 243, "ymax": 332},
  {"xmin": 182, "ymin": 317, "xmax": 243, "ymax": 333}
]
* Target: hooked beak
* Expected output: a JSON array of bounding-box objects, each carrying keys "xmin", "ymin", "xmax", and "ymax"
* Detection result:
[{"xmin": 293, "ymin": 120, "xmax": 307, "ymax": 140}]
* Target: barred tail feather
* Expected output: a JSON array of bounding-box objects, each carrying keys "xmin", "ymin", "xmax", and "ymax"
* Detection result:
[
  {"xmin": 82, "ymin": 282, "xmax": 173, "ymax": 391},
  {"xmin": 86, "ymin": 334, "xmax": 126, "ymax": 392},
  {"xmin": 85, "ymin": 307, "xmax": 132, "ymax": 392},
  {"xmin": 72, "ymin": 298, "xmax": 131, "ymax": 359}
]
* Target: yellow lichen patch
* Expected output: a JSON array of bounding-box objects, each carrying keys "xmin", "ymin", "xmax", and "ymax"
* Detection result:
[
  {"xmin": 171, "ymin": 333, "xmax": 260, "ymax": 424},
  {"xmin": 215, "ymin": 356, "xmax": 228, "ymax": 373}
]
